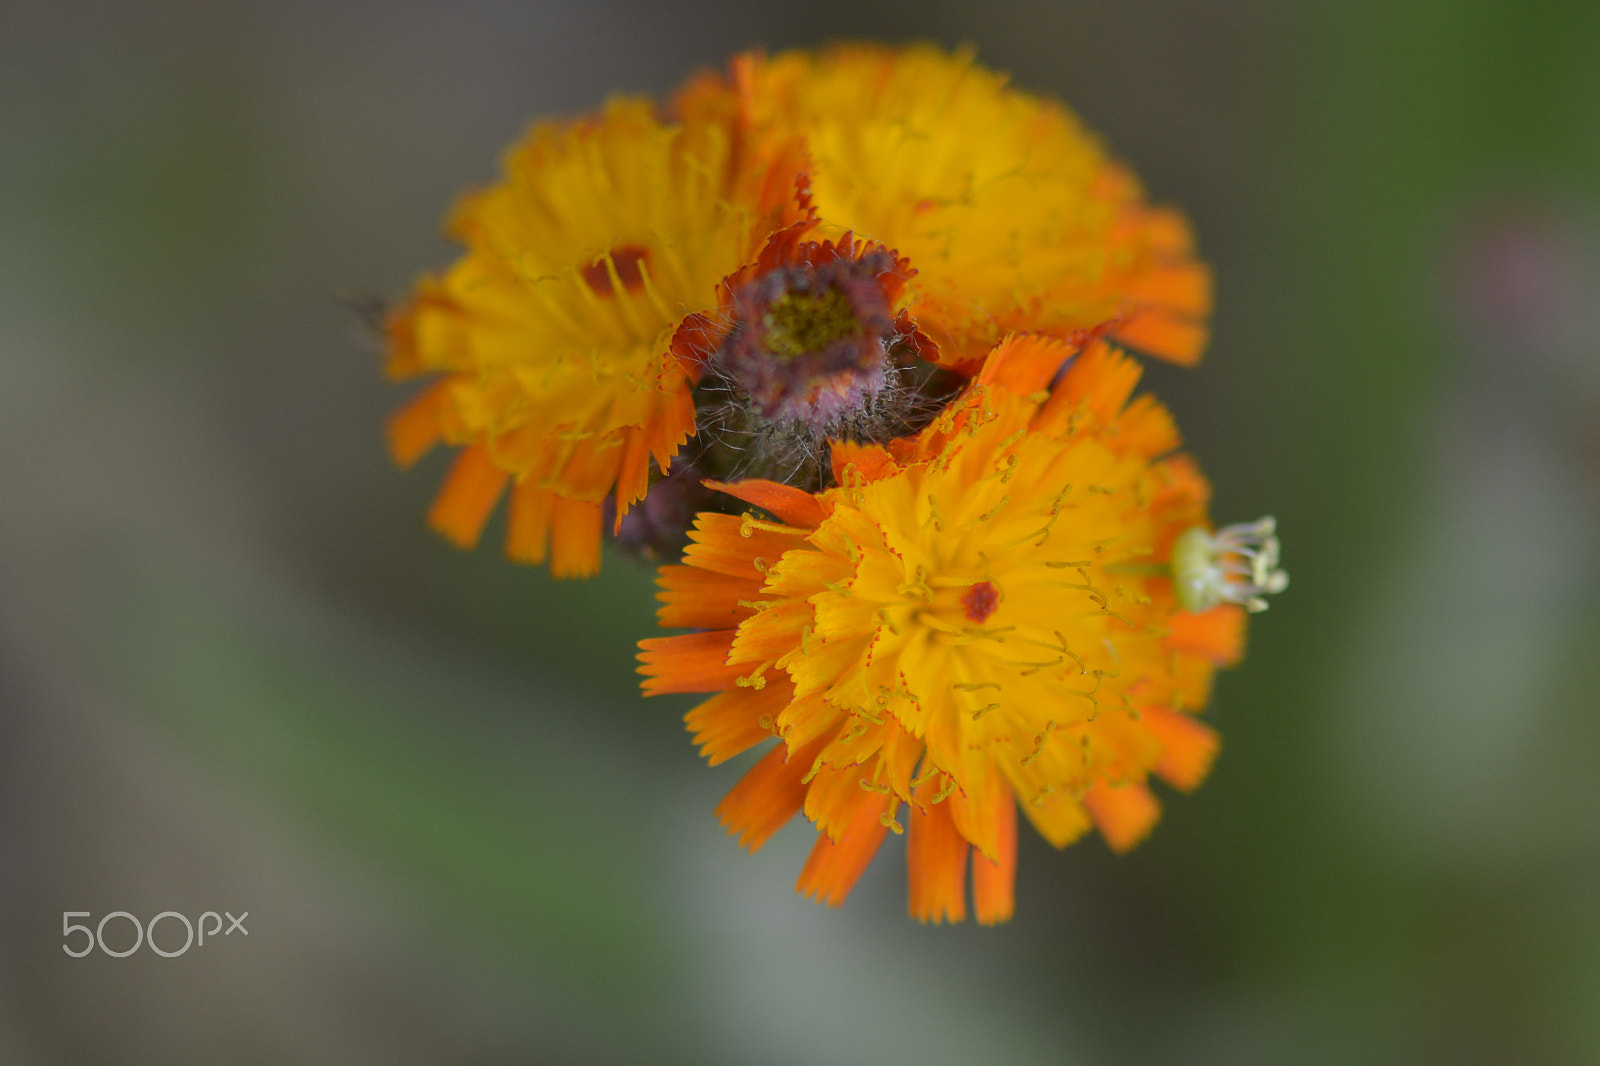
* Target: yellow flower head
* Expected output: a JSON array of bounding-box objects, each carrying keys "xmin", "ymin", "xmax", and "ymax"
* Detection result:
[
  {"xmin": 678, "ymin": 44, "xmax": 1212, "ymax": 369},
  {"xmin": 640, "ymin": 337, "xmax": 1277, "ymax": 922},
  {"xmin": 385, "ymin": 97, "xmax": 801, "ymax": 575}
]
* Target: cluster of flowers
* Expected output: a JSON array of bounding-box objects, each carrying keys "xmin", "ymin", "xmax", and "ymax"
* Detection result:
[{"xmin": 384, "ymin": 45, "xmax": 1286, "ymax": 923}]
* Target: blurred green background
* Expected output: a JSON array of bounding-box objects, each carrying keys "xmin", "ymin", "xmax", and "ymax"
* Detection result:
[{"xmin": 3, "ymin": 2, "xmax": 1599, "ymax": 1063}]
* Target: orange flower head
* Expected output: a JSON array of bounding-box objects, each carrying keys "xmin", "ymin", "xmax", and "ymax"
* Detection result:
[
  {"xmin": 678, "ymin": 44, "xmax": 1212, "ymax": 370},
  {"xmin": 640, "ymin": 337, "xmax": 1284, "ymax": 922}
]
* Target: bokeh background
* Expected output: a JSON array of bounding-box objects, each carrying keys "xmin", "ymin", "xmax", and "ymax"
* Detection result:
[{"xmin": 3, "ymin": 2, "xmax": 1599, "ymax": 1062}]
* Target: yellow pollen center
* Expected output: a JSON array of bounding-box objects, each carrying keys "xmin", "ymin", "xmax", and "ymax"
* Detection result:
[{"xmin": 762, "ymin": 287, "xmax": 861, "ymax": 360}]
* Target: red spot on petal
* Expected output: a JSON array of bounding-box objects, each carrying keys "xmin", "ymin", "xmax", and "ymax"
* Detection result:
[
  {"xmin": 962, "ymin": 581, "xmax": 999, "ymax": 623},
  {"xmin": 582, "ymin": 245, "xmax": 649, "ymax": 296}
]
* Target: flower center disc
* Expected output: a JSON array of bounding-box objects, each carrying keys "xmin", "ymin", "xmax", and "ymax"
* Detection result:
[{"xmin": 960, "ymin": 580, "xmax": 1000, "ymax": 623}]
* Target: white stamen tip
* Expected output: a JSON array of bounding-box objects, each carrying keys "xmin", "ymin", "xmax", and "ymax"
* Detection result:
[{"xmin": 1172, "ymin": 517, "xmax": 1289, "ymax": 614}]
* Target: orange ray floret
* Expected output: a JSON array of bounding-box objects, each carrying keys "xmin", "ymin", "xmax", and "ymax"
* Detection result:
[
  {"xmin": 971, "ymin": 794, "xmax": 1018, "ymax": 925},
  {"xmin": 798, "ymin": 790, "xmax": 892, "ymax": 907},
  {"xmin": 641, "ymin": 335, "xmax": 1269, "ymax": 922},
  {"xmin": 907, "ymin": 793, "xmax": 969, "ymax": 924}
]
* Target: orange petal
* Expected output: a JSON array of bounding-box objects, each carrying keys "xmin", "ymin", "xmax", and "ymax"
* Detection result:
[
  {"xmin": 548, "ymin": 497, "xmax": 602, "ymax": 578},
  {"xmin": 977, "ymin": 333, "xmax": 1075, "ymax": 397},
  {"xmin": 1021, "ymin": 792, "xmax": 1093, "ymax": 849},
  {"xmin": 667, "ymin": 312, "xmax": 726, "ymax": 376},
  {"xmin": 1126, "ymin": 263, "xmax": 1212, "ymax": 318},
  {"xmin": 387, "ymin": 382, "xmax": 447, "ymax": 468},
  {"xmin": 1111, "ymin": 312, "xmax": 1207, "ymax": 367},
  {"xmin": 878, "ymin": 723, "xmax": 924, "ymax": 802},
  {"xmin": 637, "ymin": 631, "xmax": 741, "ymax": 696},
  {"xmin": 612, "ymin": 427, "xmax": 653, "ymax": 530},
  {"xmin": 1170, "ymin": 653, "xmax": 1221, "ymax": 713},
  {"xmin": 796, "ymin": 791, "xmax": 891, "ymax": 907},
  {"xmin": 1050, "ymin": 339, "xmax": 1142, "ymax": 427},
  {"xmin": 717, "ymin": 736, "xmax": 828, "ymax": 852},
  {"xmin": 727, "ymin": 600, "xmax": 812, "ymax": 665},
  {"xmin": 889, "ymin": 309, "xmax": 939, "ymax": 364},
  {"xmin": 971, "ymin": 796, "xmax": 1017, "ymax": 925},
  {"xmin": 427, "ymin": 444, "xmax": 508, "ymax": 549},
  {"xmin": 504, "ymin": 481, "xmax": 555, "ymax": 564},
  {"xmin": 1141, "ymin": 207, "xmax": 1197, "ymax": 255},
  {"xmin": 703, "ymin": 479, "xmax": 828, "ymax": 530},
  {"xmin": 906, "ymin": 792, "xmax": 969, "ymax": 924},
  {"xmin": 805, "ymin": 760, "xmax": 881, "ymax": 843},
  {"xmin": 683, "ymin": 512, "xmax": 804, "ymax": 579},
  {"xmin": 618, "ymin": 375, "xmax": 697, "ymax": 530},
  {"xmin": 1140, "ymin": 707, "xmax": 1221, "ymax": 792},
  {"xmin": 1115, "ymin": 394, "xmax": 1181, "ymax": 458},
  {"xmin": 383, "ymin": 277, "xmax": 453, "ymax": 380},
  {"xmin": 774, "ymin": 690, "xmax": 847, "ymax": 753},
  {"xmin": 829, "ymin": 439, "xmax": 899, "ymax": 487},
  {"xmin": 686, "ymin": 678, "xmax": 791, "ymax": 766},
  {"xmin": 655, "ymin": 565, "xmax": 760, "ymax": 630},
  {"xmin": 946, "ymin": 759, "xmax": 1008, "ymax": 863},
  {"xmin": 1083, "ymin": 780, "xmax": 1162, "ymax": 854},
  {"xmin": 1165, "ymin": 604, "xmax": 1247, "ymax": 666},
  {"xmin": 1148, "ymin": 453, "xmax": 1213, "ymax": 525}
]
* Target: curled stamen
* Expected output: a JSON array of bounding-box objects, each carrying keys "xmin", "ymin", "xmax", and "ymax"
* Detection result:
[
  {"xmin": 1054, "ymin": 631, "xmax": 1087, "ymax": 673},
  {"xmin": 1101, "ymin": 608, "xmax": 1136, "ymax": 629},
  {"xmin": 895, "ymin": 564, "xmax": 934, "ymax": 601},
  {"xmin": 739, "ymin": 513, "xmax": 809, "ymax": 539},
  {"xmin": 1028, "ymin": 486, "xmax": 1073, "ymax": 545},
  {"xmin": 975, "ymin": 494, "xmax": 1010, "ymax": 522},
  {"xmin": 735, "ymin": 659, "xmax": 776, "ymax": 690},
  {"xmin": 1021, "ymin": 720, "xmax": 1058, "ymax": 767},
  {"xmin": 1015, "ymin": 656, "xmax": 1064, "ymax": 677},
  {"xmin": 953, "ymin": 624, "xmax": 1014, "ymax": 646}
]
